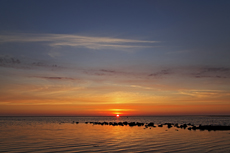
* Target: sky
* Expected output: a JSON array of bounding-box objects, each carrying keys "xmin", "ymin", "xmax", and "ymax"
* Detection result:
[{"xmin": 0, "ymin": 0, "xmax": 230, "ymax": 116}]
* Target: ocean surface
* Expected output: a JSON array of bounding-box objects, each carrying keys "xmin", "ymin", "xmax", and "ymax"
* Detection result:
[{"xmin": 0, "ymin": 116, "xmax": 230, "ymax": 153}]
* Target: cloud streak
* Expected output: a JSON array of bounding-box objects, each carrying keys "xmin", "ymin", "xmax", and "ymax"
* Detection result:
[
  {"xmin": 192, "ymin": 67, "xmax": 230, "ymax": 79},
  {"xmin": 0, "ymin": 33, "xmax": 159, "ymax": 50},
  {"xmin": 34, "ymin": 76, "xmax": 77, "ymax": 81},
  {"xmin": 0, "ymin": 56, "xmax": 61, "ymax": 70},
  {"xmin": 149, "ymin": 69, "xmax": 172, "ymax": 77},
  {"xmin": 1, "ymin": 55, "xmax": 229, "ymax": 84}
]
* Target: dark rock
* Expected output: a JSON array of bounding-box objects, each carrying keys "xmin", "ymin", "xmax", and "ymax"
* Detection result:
[
  {"xmin": 167, "ymin": 124, "xmax": 172, "ymax": 128},
  {"xmin": 158, "ymin": 124, "xmax": 163, "ymax": 127},
  {"xmin": 174, "ymin": 123, "xmax": 178, "ymax": 127},
  {"xmin": 164, "ymin": 123, "xmax": 173, "ymax": 128},
  {"xmin": 93, "ymin": 122, "xmax": 99, "ymax": 125},
  {"xmin": 128, "ymin": 122, "xmax": 136, "ymax": 127},
  {"xmin": 197, "ymin": 125, "xmax": 230, "ymax": 131},
  {"xmin": 192, "ymin": 126, "xmax": 197, "ymax": 130},
  {"xmin": 165, "ymin": 123, "xmax": 174, "ymax": 125},
  {"xmin": 175, "ymin": 125, "xmax": 180, "ymax": 128},
  {"xmin": 113, "ymin": 122, "xmax": 118, "ymax": 126},
  {"xmin": 118, "ymin": 122, "xmax": 124, "ymax": 126},
  {"xmin": 147, "ymin": 122, "xmax": 154, "ymax": 127},
  {"xmin": 180, "ymin": 124, "xmax": 187, "ymax": 129},
  {"xmin": 137, "ymin": 122, "xmax": 144, "ymax": 126}
]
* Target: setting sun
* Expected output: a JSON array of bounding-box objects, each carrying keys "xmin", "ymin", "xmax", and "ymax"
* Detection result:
[{"xmin": 116, "ymin": 114, "xmax": 119, "ymax": 117}]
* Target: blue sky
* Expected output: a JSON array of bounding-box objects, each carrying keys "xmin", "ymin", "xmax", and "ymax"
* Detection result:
[
  {"xmin": 1, "ymin": 0, "xmax": 230, "ymax": 66},
  {"xmin": 0, "ymin": 0, "xmax": 230, "ymax": 115}
]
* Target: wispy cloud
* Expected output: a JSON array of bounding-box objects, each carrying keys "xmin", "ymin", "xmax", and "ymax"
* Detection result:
[
  {"xmin": 148, "ymin": 69, "xmax": 172, "ymax": 77},
  {"xmin": 0, "ymin": 33, "xmax": 160, "ymax": 50},
  {"xmin": 34, "ymin": 76, "xmax": 77, "ymax": 81},
  {"xmin": 178, "ymin": 89, "xmax": 230, "ymax": 98},
  {"xmin": 0, "ymin": 57, "xmax": 21, "ymax": 65},
  {"xmin": 0, "ymin": 56, "xmax": 63, "ymax": 71},
  {"xmin": 1, "ymin": 55, "xmax": 230, "ymax": 84},
  {"xmin": 192, "ymin": 67, "xmax": 230, "ymax": 79}
]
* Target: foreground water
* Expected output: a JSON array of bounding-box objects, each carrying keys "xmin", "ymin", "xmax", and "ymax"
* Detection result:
[{"xmin": 0, "ymin": 116, "xmax": 230, "ymax": 152}]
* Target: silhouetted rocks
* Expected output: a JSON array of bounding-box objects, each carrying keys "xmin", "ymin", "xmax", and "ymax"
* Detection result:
[
  {"xmin": 113, "ymin": 122, "xmax": 118, "ymax": 126},
  {"xmin": 137, "ymin": 122, "xmax": 144, "ymax": 126},
  {"xmin": 158, "ymin": 124, "xmax": 163, "ymax": 127},
  {"xmin": 197, "ymin": 125, "xmax": 230, "ymax": 131},
  {"xmin": 118, "ymin": 122, "xmax": 124, "ymax": 126},
  {"xmin": 164, "ymin": 123, "xmax": 174, "ymax": 125},
  {"xmin": 180, "ymin": 124, "xmax": 187, "ymax": 129},
  {"xmin": 147, "ymin": 122, "xmax": 154, "ymax": 127},
  {"xmin": 174, "ymin": 123, "xmax": 179, "ymax": 127},
  {"xmin": 93, "ymin": 122, "xmax": 99, "ymax": 125},
  {"xmin": 88, "ymin": 121, "xmax": 157, "ymax": 127},
  {"xmin": 128, "ymin": 122, "xmax": 136, "ymax": 127},
  {"xmin": 164, "ymin": 123, "xmax": 173, "ymax": 128},
  {"xmin": 77, "ymin": 121, "xmax": 230, "ymax": 131},
  {"xmin": 192, "ymin": 125, "xmax": 197, "ymax": 130},
  {"xmin": 162, "ymin": 123, "xmax": 174, "ymax": 128}
]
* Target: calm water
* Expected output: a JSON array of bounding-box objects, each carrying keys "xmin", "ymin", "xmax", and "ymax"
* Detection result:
[{"xmin": 0, "ymin": 116, "xmax": 230, "ymax": 153}]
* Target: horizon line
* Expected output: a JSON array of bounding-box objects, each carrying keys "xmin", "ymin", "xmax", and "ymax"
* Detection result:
[{"xmin": 1, "ymin": 115, "xmax": 230, "ymax": 117}]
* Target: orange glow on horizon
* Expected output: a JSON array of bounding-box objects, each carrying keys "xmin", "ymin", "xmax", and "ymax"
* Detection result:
[{"xmin": 0, "ymin": 104, "xmax": 230, "ymax": 116}]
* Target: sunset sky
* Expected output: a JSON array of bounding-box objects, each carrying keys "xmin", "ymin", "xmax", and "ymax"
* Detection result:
[{"xmin": 0, "ymin": 0, "xmax": 230, "ymax": 116}]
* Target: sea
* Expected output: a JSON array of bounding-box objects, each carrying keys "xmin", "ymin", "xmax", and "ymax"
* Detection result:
[{"xmin": 0, "ymin": 116, "xmax": 230, "ymax": 153}]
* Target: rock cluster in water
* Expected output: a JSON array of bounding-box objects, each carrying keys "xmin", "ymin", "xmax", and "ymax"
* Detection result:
[{"xmin": 73, "ymin": 121, "xmax": 230, "ymax": 131}]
